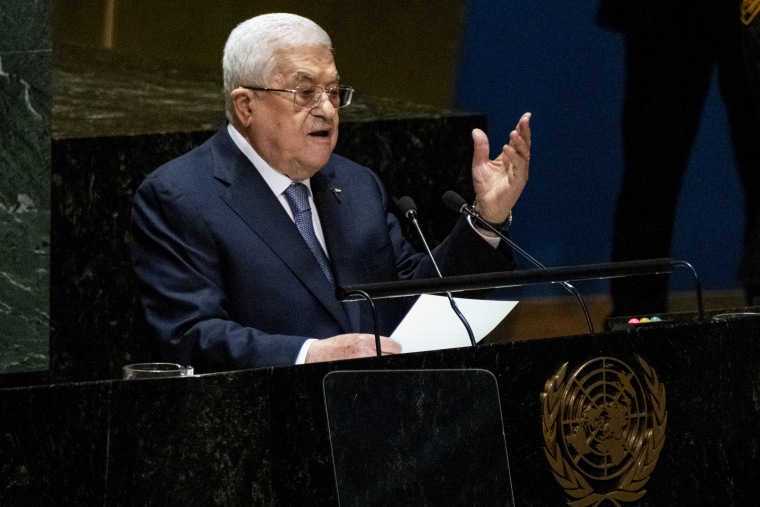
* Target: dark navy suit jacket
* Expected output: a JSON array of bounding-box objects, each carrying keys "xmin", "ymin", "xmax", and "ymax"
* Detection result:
[{"xmin": 131, "ymin": 125, "xmax": 514, "ymax": 373}]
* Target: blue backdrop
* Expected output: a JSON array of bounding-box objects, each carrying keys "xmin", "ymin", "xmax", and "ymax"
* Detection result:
[{"xmin": 454, "ymin": 0, "xmax": 744, "ymax": 295}]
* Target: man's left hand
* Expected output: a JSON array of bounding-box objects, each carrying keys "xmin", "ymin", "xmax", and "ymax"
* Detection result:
[{"xmin": 470, "ymin": 112, "xmax": 531, "ymax": 225}]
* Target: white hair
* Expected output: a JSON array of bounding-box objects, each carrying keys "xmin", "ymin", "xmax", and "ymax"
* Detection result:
[{"xmin": 223, "ymin": 13, "xmax": 333, "ymax": 123}]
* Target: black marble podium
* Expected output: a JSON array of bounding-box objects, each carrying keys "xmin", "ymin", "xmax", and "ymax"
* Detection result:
[{"xmin": 2, "ymin": 313, "xmax": 759, "ymax": 505}]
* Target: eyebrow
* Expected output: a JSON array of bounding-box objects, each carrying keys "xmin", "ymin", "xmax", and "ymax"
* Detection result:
[{"xmin": 293, "ymin": 71, "xmax": 340, "ymax": 85}]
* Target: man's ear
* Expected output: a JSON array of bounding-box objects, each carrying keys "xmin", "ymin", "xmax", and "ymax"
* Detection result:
[{"xmin": 231, "ymin": 88, "xmax": 254, "ymax": 127}]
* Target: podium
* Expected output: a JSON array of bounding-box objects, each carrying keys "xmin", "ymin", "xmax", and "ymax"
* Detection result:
[{"xmin": 2, "ymin": 309, "xmax": 760, "ymax": 505}]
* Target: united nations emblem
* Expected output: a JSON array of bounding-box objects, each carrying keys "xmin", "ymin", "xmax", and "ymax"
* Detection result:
[{"xmin": 541, "ymin": 357, "xmax": 667, "ymax": 506}]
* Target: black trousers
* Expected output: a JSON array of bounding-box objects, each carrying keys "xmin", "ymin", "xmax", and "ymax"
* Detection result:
[{"xmin": 610, "ymin": 10, "xmax": 760, "ymax": 316}]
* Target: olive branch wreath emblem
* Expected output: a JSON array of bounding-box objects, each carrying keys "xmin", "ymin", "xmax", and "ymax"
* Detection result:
[{"xmin": 541, "ymin": 357, "xmax": 667, "ymax": 507}]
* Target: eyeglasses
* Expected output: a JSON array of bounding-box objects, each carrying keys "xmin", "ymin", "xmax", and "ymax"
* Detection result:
[{"xmin": 242, "ymin": 85, "xmax": 354, "ymax": 109}]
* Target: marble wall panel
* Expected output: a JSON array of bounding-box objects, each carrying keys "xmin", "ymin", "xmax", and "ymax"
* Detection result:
[{"xmin": 0, "ymin": 0, "xmax": 51, "ymax": 374}]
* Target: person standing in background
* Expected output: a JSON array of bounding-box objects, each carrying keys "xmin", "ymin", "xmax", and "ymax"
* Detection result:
[
  {"xmin": 739, "ymin": 0, "xmax": 760, "ymax": 303},
  {"xmin": 597, "ymin": 0, "xmax": 760, "ymax": 316}
]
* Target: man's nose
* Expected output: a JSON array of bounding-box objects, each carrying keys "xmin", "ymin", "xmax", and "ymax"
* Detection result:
[{"xmin": 312, "ymin": 92, "xmax": 337, "ymax": 119}]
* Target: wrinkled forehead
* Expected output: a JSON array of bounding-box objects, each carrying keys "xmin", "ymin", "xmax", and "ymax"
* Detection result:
[{"xmin": 271, "ymin": 45, "xmax": 339, "ymax": 85}]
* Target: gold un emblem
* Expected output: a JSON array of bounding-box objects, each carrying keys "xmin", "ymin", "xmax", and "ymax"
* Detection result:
[{"xmin": 541, "ymin": 357, "xmax": 667, "ymax": 506}]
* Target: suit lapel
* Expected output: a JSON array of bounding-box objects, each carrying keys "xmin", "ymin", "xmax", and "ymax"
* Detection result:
[
  {"xmin": 211, "ymin": 128, "xmax": 352, "ymax": 333},
  {"xmin": 311, "ymin": 167, "xmax": 363, "ymax": 332}
]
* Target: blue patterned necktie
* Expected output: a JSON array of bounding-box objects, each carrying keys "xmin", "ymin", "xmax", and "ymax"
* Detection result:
[{"xmin": 283, "ymin": 182, "xmax": 335, "ymax": 288}]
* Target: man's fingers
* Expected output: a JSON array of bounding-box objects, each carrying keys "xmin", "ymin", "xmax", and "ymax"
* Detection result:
[
  {"xmin": 471, "ymin": 128, "xmax": 490, "ymax": 168},
  {"xmin": 516, "ymin": 112, "xmax": 532, "ymax": 142},
  {"xmin": 509, "ymin": 130, "xmax": 530, "ymax": 159},
  {"xmin": 378, "ymin": 336, "xmax": 402, "ymax": 355},
  {"xmin": 511, "ymin": 114, "xmax": 530, "ymax": 141}
]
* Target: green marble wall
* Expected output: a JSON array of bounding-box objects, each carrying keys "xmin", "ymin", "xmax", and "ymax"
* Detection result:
[{"xmin": 0, "ymin": 0, "xmax": 51, "ymax": 373}]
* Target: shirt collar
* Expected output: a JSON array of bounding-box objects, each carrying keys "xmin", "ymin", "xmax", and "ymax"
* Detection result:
[{"xmin": 226, "ymin": 123, "xmax": 313, "ymax": 196}]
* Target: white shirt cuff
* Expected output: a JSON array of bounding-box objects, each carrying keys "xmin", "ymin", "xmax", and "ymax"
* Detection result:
[
  {"xmin": 295, "ymin": 338, "xmax": 317, "ymax": 365},
  {"xmin": 467, "ymin": 215, "xmax": 501, "ymax": 249}
]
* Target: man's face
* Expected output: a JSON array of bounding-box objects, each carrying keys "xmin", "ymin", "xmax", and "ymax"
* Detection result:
[{"xmin": 245, "ymin": 46, "xmax": 340, "ymax": 181}]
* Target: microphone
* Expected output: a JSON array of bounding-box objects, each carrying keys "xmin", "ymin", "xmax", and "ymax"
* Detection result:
[
  {"xmin": 442, "ymin": 190, "xmax": 595, "ymax": 334},
  {"xmin": 396, "ymin": 196, "xmax": 477, "ymax": 346}
]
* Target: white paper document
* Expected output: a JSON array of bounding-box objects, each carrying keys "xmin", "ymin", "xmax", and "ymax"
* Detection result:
[{"xmin": 391, "ymin": 295, "xmax": 518, "ymax": 354}]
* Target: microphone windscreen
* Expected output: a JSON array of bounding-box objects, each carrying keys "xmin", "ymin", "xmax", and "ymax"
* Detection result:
[
  {"xmin": 397, "ymin": 195, "xmax": 418, "ymax": 216},
  {"xmin": 442, "ymin": 191, "xmax": 467, "ymax": 213}
]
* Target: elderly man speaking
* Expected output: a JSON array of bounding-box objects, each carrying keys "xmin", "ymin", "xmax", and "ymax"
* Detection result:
[{"xmin": 131, "ymin": 13, "xmax": 532, "ymax": 373}]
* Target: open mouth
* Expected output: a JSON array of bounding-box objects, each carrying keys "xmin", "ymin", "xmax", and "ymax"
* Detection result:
[{"xmin": 309, "ymin": 130, "xmax": 331, "ymax": 137}]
